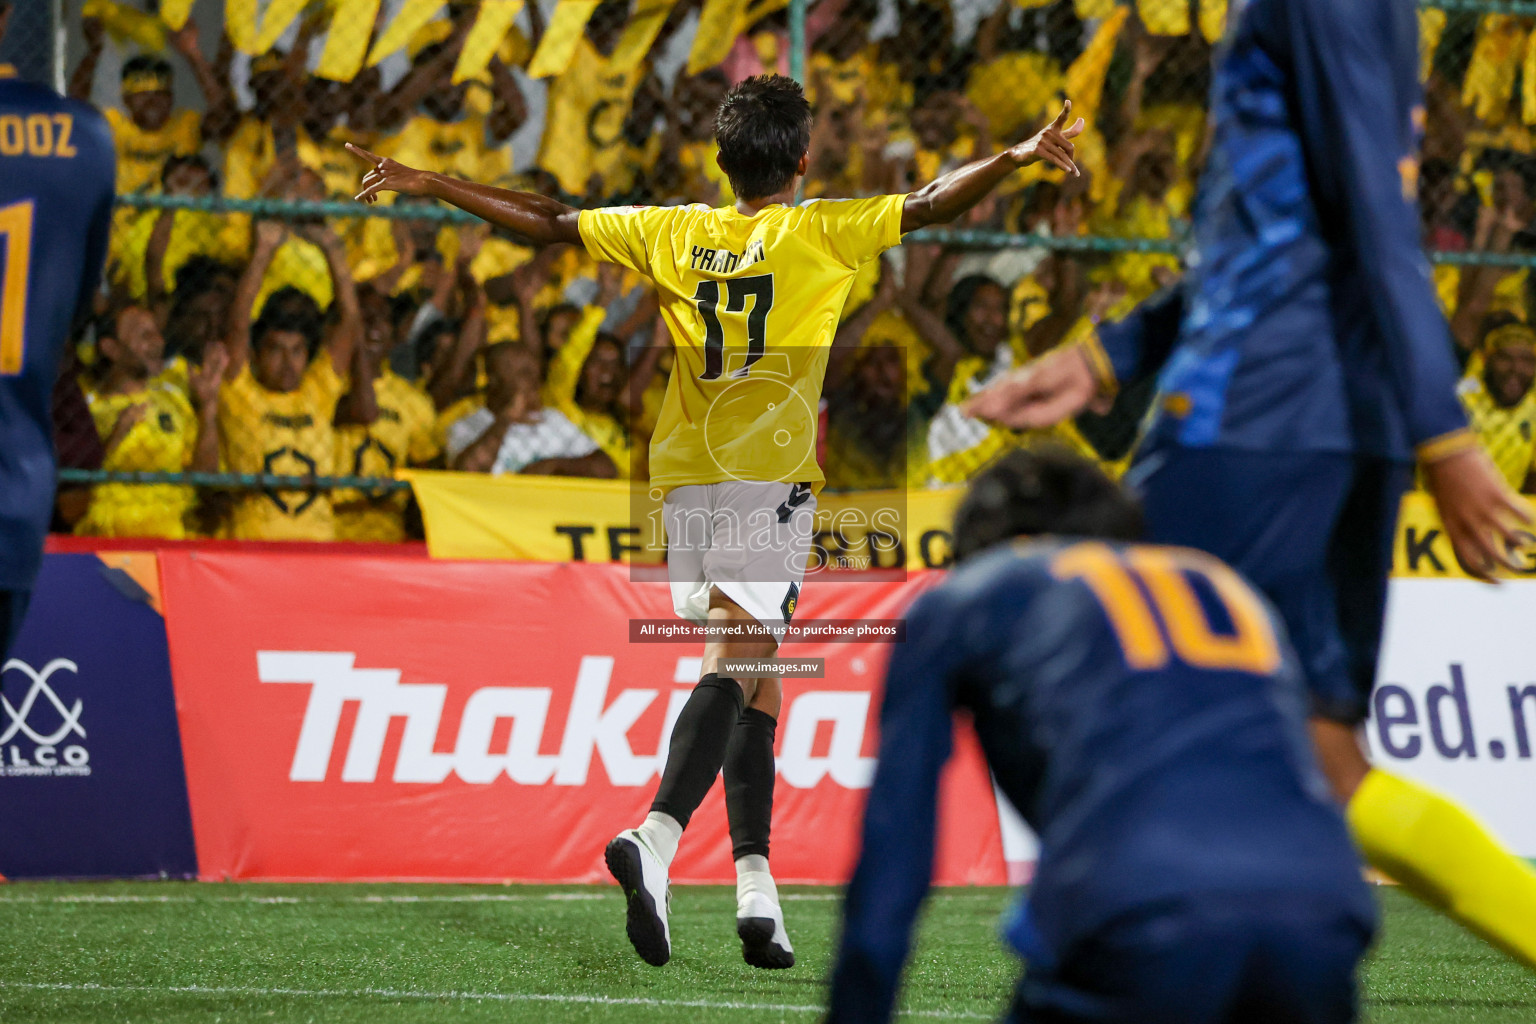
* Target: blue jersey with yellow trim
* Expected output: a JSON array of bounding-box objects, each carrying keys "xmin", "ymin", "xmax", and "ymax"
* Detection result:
[
  {"xmin": 0, "ymin": 78, "xmax": 115, "ymax": 590},
  {"xmin": 1098, "ymin": 0, "xmax": 1465, "ymax": 460},
  {"xmin": 827, "ymin": 538, "xmax": 1374, "ymax": 1024}
]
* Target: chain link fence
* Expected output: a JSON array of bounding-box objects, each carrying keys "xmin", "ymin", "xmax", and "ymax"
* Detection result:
[{"xmin": 6, "ymin": 0, "xmax": 1536, "ymax": 541}]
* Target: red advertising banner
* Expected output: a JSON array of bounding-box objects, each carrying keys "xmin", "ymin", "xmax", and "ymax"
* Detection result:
[{"xmin": 158, "ymin": 553, "xmax": 1012, "ymax": 885}]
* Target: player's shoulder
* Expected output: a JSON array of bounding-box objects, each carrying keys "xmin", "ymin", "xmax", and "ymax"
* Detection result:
[{"xmin": 920, "ymin": 537, "xmax": 1067, "ymax": 618}]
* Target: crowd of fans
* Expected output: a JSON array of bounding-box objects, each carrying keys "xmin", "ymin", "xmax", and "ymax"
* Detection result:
[{"xmin": 51, "ymin": 0, "xmax": 1536, "ymax": 543}]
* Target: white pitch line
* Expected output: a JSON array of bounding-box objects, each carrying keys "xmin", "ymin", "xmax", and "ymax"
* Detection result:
[
  {"xmin": 0, "ymin": 893, "xmax": 609, "ymax": 905},
  {"xmin": 0, "ymin": 980, "xmax": 992, "ymax": 1020}
]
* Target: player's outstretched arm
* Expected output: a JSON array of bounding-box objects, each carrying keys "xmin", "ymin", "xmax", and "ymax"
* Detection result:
[
  {"xmin": 899, "ymin": 100, "xmax": 1084, "ymax": 233},
  {"xmin": 347, "ymin": 144, "xmax": 581, "ymax": 247}
]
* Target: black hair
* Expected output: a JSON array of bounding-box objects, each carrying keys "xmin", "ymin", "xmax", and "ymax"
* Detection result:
[
  {"xmin": 252, "ymin": 307, "xmax": 323, "ymax": 358},
  {"xmin": 951, "ymin": 448, "xmax": 1143, "ymax": 563},
  {"xmin": 172, "ymin": 256, "xmax": 239, "ymax": 297},
  {"xmin": 945, "ymin": 274, "xmax": 1008, "ymax": 347},
  {"xmin": 160, "ymin": 153, "xmax": 216, "ymax": 190},
  {"xmin": 714, "ymin": 75, "xmax": 813, "ymax": 201},
  {"xmin": 254, "ymin": 289, "xmax": 324, "ymax": 356},
  {"xmin": 122, "ymin": 55, "xmax": 173, "ymax": 82}
]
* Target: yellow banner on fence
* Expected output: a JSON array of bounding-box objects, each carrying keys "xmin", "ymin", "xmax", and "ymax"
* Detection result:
[
  {"xmin": 404, "ymin": 471, "xmax": 966, "ymax": 569},
  {"xmin": 1390, "ymin": 492, "xmax": 1536, "ymax": 579}
]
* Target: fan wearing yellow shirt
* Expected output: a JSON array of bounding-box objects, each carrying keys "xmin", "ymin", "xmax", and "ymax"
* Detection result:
[
  {"xmin": 1456, "ymin": 320, "xmax": 1536, "ymax": 493},
  {"xmin": 218, "ymin": 221, "xmax": 362, "ymax": 541},
  {"xmin": 77, "ymin": 307, "xmax": 224, "ymax": 539},
  {"xmin": 332, "ymin": 291, "xmax": 442, "ymax": 542},
  {"xmin": 543, "ymin": 305, "xmax": 636, "ymax": 478},
  {"xmin": 68, "ymin": 16, "xmax": 227, "ymax": 196},
  {"xmin": 347, "ymin": 76, "xmax": 1085, "ymax": 972}
]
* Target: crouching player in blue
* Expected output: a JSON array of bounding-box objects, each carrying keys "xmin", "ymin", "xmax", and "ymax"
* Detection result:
[{"xmin": 828, "ymin": 450, "xmax": 1375, "ymax": 1024}]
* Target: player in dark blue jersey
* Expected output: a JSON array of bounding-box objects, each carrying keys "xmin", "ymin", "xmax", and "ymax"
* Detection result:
[
  {"xmin": 965, "ymin": 0, "xmax": 1536, "ymax": 967},
  {"xmin": 0, "ymin": 15, "xmax": 117, "ymax": 657},
  {"xmin": 828, "ymin": 449, "xmax": 1375, "ymax": 1024}
]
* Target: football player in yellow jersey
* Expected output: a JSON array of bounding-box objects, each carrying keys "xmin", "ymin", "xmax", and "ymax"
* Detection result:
[
  {"xmin": 77, "ymin": 307, "xmax": 223, "ymax": 539},
  {"xmin": 332, "ymin": 291, "xmax": 442, "ymax": 542},
  {"xmin": 218, "ymin": 221, "xmax": 362, "ymax": 541},
  {"xmin": 348, "ymin": 74, "xmax": 1084, "ymax": 971},
  {"xmin": 1457, "ymin": 321, "xmax": 1536, "ymax": 493}
]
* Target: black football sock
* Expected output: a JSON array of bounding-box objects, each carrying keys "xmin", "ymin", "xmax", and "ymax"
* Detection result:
[
  {"xmin": 724, "ymin": 707, "xmax": 777, "ymax": 862},
  {"xmin": 649, "ymin": 674, "xmax": 744, "ymax": 829}
]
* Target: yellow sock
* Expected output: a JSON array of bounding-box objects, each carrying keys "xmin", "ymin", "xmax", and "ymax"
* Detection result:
[{"xmin": 1347, "ymin": 768, "xmax": 1536, "ymax": 969}]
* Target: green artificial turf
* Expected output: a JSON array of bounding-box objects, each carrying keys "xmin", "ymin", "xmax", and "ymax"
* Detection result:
[{"xmin": 0, "ymin": 882, "xmax": 1530, "ymax": 1023}]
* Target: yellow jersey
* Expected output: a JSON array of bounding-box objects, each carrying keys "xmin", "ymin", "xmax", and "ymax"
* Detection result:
[
  {"xmin": 77, "ymin": 382, "xmax": 200, "ymax": 539},
  {"xmin": 110, "ymin": 207, "xmax": 246, "ymax": 301},
  {"xmin": 333, "ymin": 370, "xmax": 440, "ymax": 542},
  {"xmin": 1459, "ymin": 374, "xmax": 1536, "ymax": 490},
  {"xmin": 103, "ymin": 107, "xmax": 199, "ymax": 195},
  {"xmin": 219, "ymin": 359, "xmax": 348, "ymax": 540},
  {"xmin": 578, "ymin": 194, "xmax": 908, "ymax": 494}
]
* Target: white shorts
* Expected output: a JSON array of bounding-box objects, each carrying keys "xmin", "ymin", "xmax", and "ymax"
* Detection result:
[{"xmin": 664, "ymin": 480, "xmax": 817, "ymax": 640}]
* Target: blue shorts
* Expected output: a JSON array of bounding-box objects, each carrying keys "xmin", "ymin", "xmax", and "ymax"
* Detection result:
[
  {"xmin": 1127, "ymin": 448, "xmax": 1410, "ymax": 724},
  {"xmin": 1006, "ymin": 895, "xmax": 1371, "ymax": 1024},
  {"xmin": 1, "ymin": 588, "xmax": 29, "ymax": 662}
]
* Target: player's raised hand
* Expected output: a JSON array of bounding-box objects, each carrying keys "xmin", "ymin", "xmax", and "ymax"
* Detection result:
[
  {"xmin": 346, "ymin": 143, "xmax": 434, "ymax": 204},
  {"xmin": 961, "ymin": 343, "xmax": 1107, "ymax": 429},
  {"xmin": 1422, "ymin": 445, "xmax": 1534, "ymax": 581},
  {"xmin": 1008, "ymin": 100, "xmax": 1086, "ymax": 177}
]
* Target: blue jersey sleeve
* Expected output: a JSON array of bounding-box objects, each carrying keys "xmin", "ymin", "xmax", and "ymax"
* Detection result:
[
  {"xmin": 827, "ymin": 589, "xmax": 959, "ymax": 1024},
  {"xmin": 1093, "ymin": 284, "xmax": 1186, "ymax": 388},
  {"xmin": 1282, "ymin": 0, "xmax": 1467, "ymax": 452}
]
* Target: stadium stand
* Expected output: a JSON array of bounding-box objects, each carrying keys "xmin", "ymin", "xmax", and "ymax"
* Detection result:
[{"xmin": 9, "ymin": 0, "xmax": 1536, "ymax": 541}]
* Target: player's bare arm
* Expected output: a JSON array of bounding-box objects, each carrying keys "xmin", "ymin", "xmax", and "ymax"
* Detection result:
[
  {"xmin": 899, "ymin": 100, "xmax": 1085, "ymax": 233},
  {"xmin": 1422, "ymin": 444, "xmax": 1534, "ymax": 581},
  {"xmin": 346, "ymin": 143, "xmax": 581, "ymax": 247}
]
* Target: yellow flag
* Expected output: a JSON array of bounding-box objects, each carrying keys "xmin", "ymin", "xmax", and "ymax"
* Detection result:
[
  {"xmin": 1524, "ymin": 28, "xmax": 1536, "ymax": 124},
  {"xmin": 255, "ymin": 0, "xmax": 313, "ymax": 54},
  {"xmin": 687, "ymin": 0, "xmax": 750, "ymax": 76},
  {"xmin": 1199, "ymin": 0, "xmax": 1226, "ymax": 44},
  {"xmin": 1072, "ymin": 0, "xmax": 1117, "ymax": 17},
  {"xmin": 368, "ymin": 0, "xmax": 446, "ymax": 66},
  {"xmin": 1063, "ymin": 5, "xmax": 1130, "ymax": 124},
  {"xmin": 224, "ymin": 0, "xmax": 311, "ymax": 55},
  {"xmin": 84, "ymin": 0, "xmax": 166, "ymax": 51},
  {"xmin": 1420, "ymin": 8, "xmax": 1447, "ymax": 84},
  {"xmin": 453, "ymin": 0, "xmax": 526, "ymax": 83},
  {"xmin": 158, "ymin": 0, "xmax": 196, "ymax": 32},
  {"xmin": 1138, "ymin": 0, "xmax": 1190, "ymax": 37},
  {"xmin": 1464, "ymin": 15, "xmax": 1526, "ymax": 124},
  {"xmin": 527, "ymin": 0, "xmax": 601, "ymax": 79},
  {"xmin": 317, "ymin": 0, "xmax": 382, "ymax": 81},
  {"xmin": 608, "ymin": 0, "xmax": 677, "ymax": 75}
]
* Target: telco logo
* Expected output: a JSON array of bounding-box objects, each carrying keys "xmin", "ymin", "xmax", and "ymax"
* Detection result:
[
  {"xmin": 258, "ymin": 651, "xmax": 875, "ymax": 788},
  {"xmin": 1373, "ymin": 663, "xmax": 1536, "ymax": 761},
  {"xmin": 0, "ymin": 657, "xmax": 91, "ymax": 777}
]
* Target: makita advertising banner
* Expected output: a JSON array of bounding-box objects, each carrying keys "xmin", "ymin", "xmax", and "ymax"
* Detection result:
[
  {"xmin": 157, "ymin": 552, "xmax": 1016, "ymax": 885},
  {"xmin": 0, "ymin": 553, "xmax": 198, "ymax": 879}
]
